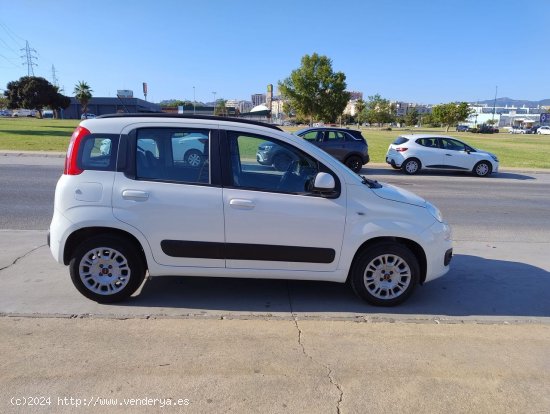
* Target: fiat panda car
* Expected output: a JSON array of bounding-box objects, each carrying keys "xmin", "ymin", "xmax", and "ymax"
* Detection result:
[{"xmin": 49, "ymin": 115, "xmax": 452, "ymax": 306}]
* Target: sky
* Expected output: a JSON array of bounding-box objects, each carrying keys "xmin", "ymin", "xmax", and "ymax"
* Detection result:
[{"xmin": 1, "ymin": 0, "xmax": 549, "ymax": 105}]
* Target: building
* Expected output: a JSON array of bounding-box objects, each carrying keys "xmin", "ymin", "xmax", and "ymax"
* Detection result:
[
  {"xmin": 64, "ymin": 97, "xmax": 161, "ymax": 119},
  {"xmin": 251, "ymin": 93, "xmax": 266, "ymax": 107},
  {"xmin": 348, "ymin": 91, "xmax": 363, "ymax": 101},
  {"xmin": 393, "ymin": 102, "xmax": 433, "ymax": 117},
  {"xmin": 468, "ymin": 104, "xmax": 547, "ymax": 127}
]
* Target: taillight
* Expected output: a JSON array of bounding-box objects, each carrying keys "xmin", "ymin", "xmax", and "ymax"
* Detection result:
[
  {"xmin": 64, "ymin": 126, "xmax": 90, "ymax": 175},
  {"xmin": 396, "ymin": 147, "xmax": 408, "ymax": 152}
]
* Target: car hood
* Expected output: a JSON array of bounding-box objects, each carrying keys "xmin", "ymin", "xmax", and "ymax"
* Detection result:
[
  {"xmin": 474, "ymin": 149, "xmax": 497, "ymax": 159},
  {"xmin": 370, "ymin": 183, "xmax": 427, "ymax": 207}
]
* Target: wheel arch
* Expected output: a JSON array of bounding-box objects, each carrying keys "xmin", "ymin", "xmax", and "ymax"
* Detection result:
[
  {"xmin": 63, "ymin": 227, "xmax": 147, "ymax": 269},
  {"xmin": 347, "ymin": 236, "xmax": 428, "ymax": 284}
]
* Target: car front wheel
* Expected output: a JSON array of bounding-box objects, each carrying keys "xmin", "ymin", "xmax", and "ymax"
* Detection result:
[
  {"xmin": 402, "ymin": 158, "xmax": 421, "ymax": 175},
  {"xmin": 69, "ymin": 235, "xmax": 146, "ymax": 303},
  {"xmin": 473, "ymin": 161, "xmax": 492, "ymax": 177},
  {"xmin": 350, "ymin": 243, "xmax": 419, "ymax": 306}
]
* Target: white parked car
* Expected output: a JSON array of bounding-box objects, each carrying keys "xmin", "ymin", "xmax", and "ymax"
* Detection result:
[
  {"xmin": 386, "ymin": 134, "xmax": 499, "ymax": 177},
  {"xmin": 537, "ymin": 126, "xmax": 550, "ymax": 135},
  {"xmin": 49, "ymin": 115, "xmax": 452, "ymax": 306}
]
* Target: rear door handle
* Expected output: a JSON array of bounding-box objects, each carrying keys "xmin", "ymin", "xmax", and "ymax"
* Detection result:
[
  {"xmin": 445, "ymin": 154, "xmax": 453, "ymax": 156},
  {"xmin": 229, "ymin": 199, "xmax": 255, "ymax": 210},
  {"xmin": 122, "ymin": 190, "xmax": 149, "ymax": 201}
]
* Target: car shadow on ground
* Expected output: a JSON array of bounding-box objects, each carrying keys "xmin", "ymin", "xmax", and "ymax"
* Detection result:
[
  {"xmin": 362, "ymin": 167, "xmax": 536, "ymax": 181},
  {"xmin": 116, "ymin": 255, "xmax": 550, "ymax": 318}
]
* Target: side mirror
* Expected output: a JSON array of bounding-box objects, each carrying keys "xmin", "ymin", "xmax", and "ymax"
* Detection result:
[{"xmin": 313, "ymin": 172, "xmax": 336, "ymax": 193}]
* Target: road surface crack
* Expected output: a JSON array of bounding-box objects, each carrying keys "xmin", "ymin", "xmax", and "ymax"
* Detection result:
[
  {"xmin": 287, "ymin": 282, "xmax": 344, "ymax": 414},
  {"xmin": 0, "ymin": 244, "xmax": 46, "ymax": 272}
]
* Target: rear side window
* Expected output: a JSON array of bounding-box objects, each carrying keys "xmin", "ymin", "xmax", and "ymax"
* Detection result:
[
  {"xmin": 78, "ymin": 134, "xmax": 118, "ymax": 171},
  {"xmin": 392, "ymin": 136, "xmax": 409, "ymax": 145},
  {"xmin": 136, "ymin": 128, "xmax": 210, "ymax": 184}
]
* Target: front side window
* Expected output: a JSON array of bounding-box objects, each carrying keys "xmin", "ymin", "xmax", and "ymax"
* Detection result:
[
  {"xmin": 230, "ymin": 132, "xmax": 319, "ymax": 194},
  {"xmin": 301, "ymin": 131, "xmax": 321, "ymax": 142},
  {"xmin": 440, "ymin": 138, "xmax": 466, "ymax": 151},
  {"xmin": 136, "ymin": 128, "xmax": 210, "ymax": 184}
]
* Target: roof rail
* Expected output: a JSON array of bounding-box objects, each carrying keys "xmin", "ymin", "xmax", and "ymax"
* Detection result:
[{"xmin": 95, "ymin": 113, "xmax": 283, "ymax": 131}]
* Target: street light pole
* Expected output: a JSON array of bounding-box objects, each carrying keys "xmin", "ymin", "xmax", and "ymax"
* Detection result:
[
  {"xmin": 212, "ymin": 92, "xmax": 216, "ymax": 115},
  {"xmin": 193, "ymin": 86, "xmax": 196, "ymax": 115}
]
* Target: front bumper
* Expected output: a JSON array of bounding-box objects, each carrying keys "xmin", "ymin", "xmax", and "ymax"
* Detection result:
[{"xmin": 421, "ymin": 220, "xmax": 453, "ymax": 283}]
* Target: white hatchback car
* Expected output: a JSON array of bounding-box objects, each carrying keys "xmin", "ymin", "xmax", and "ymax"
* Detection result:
[
  {"xmin": 537, "ymin": 126, "xmax": 550, "ymax": 135},
  {"xmin": 49, "ymin": 115, "xmax": 452, "ymax": 306},
  {"xmin": 386, "ymin": 134, "xmax": 499, "ymax": 177}
]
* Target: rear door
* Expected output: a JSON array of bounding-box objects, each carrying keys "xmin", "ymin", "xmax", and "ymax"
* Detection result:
[
  {"xmin": 112, "ymin": 122, "xmax": 226, "ymax": 268},
  {"xmin": 317, "ymin": 130, "xmax": 348, "ymax": 161}
]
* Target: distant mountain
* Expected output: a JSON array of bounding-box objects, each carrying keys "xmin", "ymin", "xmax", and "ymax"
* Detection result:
[{"xmin": 474, "ymin": 97, "xmax": 550, "ymax": 107}]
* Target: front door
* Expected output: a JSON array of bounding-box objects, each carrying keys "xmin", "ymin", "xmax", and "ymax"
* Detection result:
[{"xmin": 222, "ymin": 131, "xmax": 346, "ymax": 272}]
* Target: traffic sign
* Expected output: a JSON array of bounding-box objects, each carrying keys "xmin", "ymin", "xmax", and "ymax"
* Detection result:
[{"xmin": 541, "ymin": 113, "xmax": 549, "ymax": 123}]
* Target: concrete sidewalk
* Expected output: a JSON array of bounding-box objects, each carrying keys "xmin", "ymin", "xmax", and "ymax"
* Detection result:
[{"xmin": 1, "ymin": 317, "xmax": 549, "ymax": 414}]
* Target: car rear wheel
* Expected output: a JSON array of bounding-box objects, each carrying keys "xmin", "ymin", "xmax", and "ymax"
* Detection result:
[
  {"xmin": 350, "ymin": 243, "xmax": 419, "ymax": 306},
  {"xmin": 402, "ymin": 158, "xmax": 421, "ymax": 175},
  {"xmin": 184, "ymin": 149, "xmax": 203, "ymax": 167},
  {"xmin": 69, "ymin": 235, "xmax": 146, "ymax": 303},
  {"xmin": 473, "ymin": 161, "xmax": 492, "ymax": 177},
  {"xmin": 345, "ymin": 155, "xmax": 363, "ymax": 173}
]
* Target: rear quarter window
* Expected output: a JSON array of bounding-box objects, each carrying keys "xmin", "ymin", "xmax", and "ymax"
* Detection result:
[
  {"xmin": 78, "ymin": 134, "xmax": 119, "ymax": 171},
  {"xmin": 392, "ymin": 136, "xmax": 409, "ymax": 145}
]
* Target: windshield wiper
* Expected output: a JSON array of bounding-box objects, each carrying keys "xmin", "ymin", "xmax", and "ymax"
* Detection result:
[{"xmin": 360, "ymin": 175, "xmax": 382, "ymax": 189}]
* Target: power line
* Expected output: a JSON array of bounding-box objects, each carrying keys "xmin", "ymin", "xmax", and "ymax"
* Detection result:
[
  {"xmin": 51, "ymin": 64, "xmax": 59, "ymax": 87},
  {"xmin": 0, "ymin": 21, "xmax": 25, "ymax": 47},
  {"xmin": 20, "ymin": 40, "xmax": 37, "ymax": 76}
]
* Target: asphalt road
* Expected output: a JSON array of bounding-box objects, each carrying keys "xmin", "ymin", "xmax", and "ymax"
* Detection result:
[{"xmin": 1, "ymin": 154, "xmax": 549, "ymax": 322}]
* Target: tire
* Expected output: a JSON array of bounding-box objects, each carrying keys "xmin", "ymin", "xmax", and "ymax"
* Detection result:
[
  {"xmin": 69, "ymin": 235, "xmax": 146, "ymax": 303},
  {"xmin": 473, "ymin": 161, "xmax": 492, "ymax": 177},
  {"xmin": 184, "ymin": 149, "xmax": 203, "ymax": 168},
  {"xmin": 272, "ymin": 153, "xmax": 292, "ymax": 172},
  {"xmin": 391, "ymin": 164, "xmax": 401, "ymax": 170},
  {"xmin": 401, "ymin": 158, "xmax": 421, "ymax": 175},
  {"xmin": 350, "ymin": 243, "xmax": 420, "ymax": 306},
  {"xmin": 344, "ymin": 155, "xmax": 363, "ymax": 173}
]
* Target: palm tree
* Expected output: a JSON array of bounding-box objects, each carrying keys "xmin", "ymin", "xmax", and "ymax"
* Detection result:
[{"xmin": 73, "ymin": 81, "xmax": 93, "ymax": 117}]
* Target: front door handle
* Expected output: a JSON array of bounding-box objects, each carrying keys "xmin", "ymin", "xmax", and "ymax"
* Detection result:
[
  {"xmin": 445, "ymin": 154, "xmax": 453, "ymax": 156},
  {"xmin": 122, "ymin": 190, "xmax": 149, "ymax": 201},
  {"xmin": 229, "ymin": 199, "xmax": 255, "ymax": 210}
]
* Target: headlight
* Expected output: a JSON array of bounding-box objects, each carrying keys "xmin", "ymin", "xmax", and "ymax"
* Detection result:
[{"xmin": 426, "ymin": 202, "xmax": 443, "ymax": 223}]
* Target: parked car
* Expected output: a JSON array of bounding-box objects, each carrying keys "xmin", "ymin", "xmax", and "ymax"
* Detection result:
[
  {"xmin": 477, "ymin": 124, "xmax": 499, "ymax": 134},
  {"xmin": 385, "ymin": 134, "xmax": 499, "ymax": 177},
  {"xmin": 538, "ymin": 126, "xmax": 550, "ymax": 135},
  {"xmin": 0, "ymin": 109, "xmax": 11, "ymax": 117},
  {"xmin": 12, "ymin": 109, "xmax": 36, "ymax": 117},
  {"xmin": 455, "ymin": 125, "xmax": 469, "ymax": 132},
  {"xmin": 509, "ymin": 125, "xmax": 528, "ymax": 134},
  {"xmin": 49, "ymin": 114, "xmax": 452, "ymax": 306},
  {"xmin": 294, "ymin": 127, "xmax": 370, "ymax": 172},
  {"xmin": 81, "ymin": 113, "xmax": 96, "ymax": 120},
  {"xmin": 528, "ymin": 125, "xmax": 541, "ymax": 134}
]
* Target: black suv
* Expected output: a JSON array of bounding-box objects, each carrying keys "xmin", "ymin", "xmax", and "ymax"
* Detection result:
[{"xmin": 257, "ymin": 127, "xmax": 370, "ymax": 172}]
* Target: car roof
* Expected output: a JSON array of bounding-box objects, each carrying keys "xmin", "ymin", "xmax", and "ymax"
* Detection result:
[
  {"xmin": 398, "ymin": 134, "xmax": 459, "ymax": 140},
  {"xmin": 96, "ymin": 113, "xmax": 282, "ymax": 131}
]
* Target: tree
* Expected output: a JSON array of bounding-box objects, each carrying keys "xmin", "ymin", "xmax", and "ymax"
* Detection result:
[
  {"xmin": 214, "ymin": 99, "xmax": 227, "ymax": 116},
  {"xmin": 404, "ymin": 108, "xmax": 419, "ymax": 127},
  {"xmin": 4, "ymin": 76, "xmax": 70, "ymax": 118},
  {"xmin": 360, "ymin": 94, "xmax": 395, "ymax": 126},
  {"xmin": 431, "ymin": 102, "xmax": 472, "ymax": 132},
  {"xmin": 0, "ymin": 95, "xmax": 8, "ymax": 108},
  {"xmin": 354, "ymin": 99, "xmax": 365, "ymax": 120},
  {"xmin": 278, "ymin": 53, "xmax": 350, "ymax": 124},
  {"xmin": 73, "ymin": 81, "xmax": 93, "ymax": 115}
]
